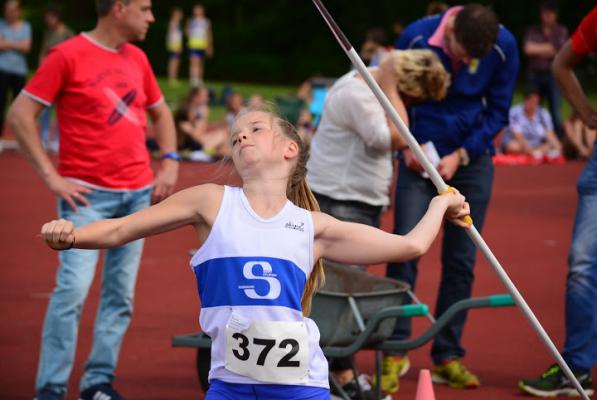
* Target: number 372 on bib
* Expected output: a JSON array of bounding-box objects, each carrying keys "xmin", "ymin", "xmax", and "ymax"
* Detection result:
[{"xmin": 225, "ymin": 319, "xmax": 310, "ymax": 384}]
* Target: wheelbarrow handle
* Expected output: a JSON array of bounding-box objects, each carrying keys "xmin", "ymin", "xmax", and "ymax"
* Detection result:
[
  {"xmin": 375, "ymin": 294, "xmax": 515, "ymax": 353},
  {"xmin": 323, "ymin": 304, "xmax": 430, "ymax": 358},
  {"xmin": 324, "ymin": 294, "xmax": 514, "ymax": 358}
]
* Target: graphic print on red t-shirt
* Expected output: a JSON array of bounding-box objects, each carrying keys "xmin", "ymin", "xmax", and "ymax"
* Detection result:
[
  {"xmin": 23, "ymin": 34, "xmax": 164, "ymax": 190},
  {"xmin": 107, "ymin": 88, "xmax": 139, "ymax": 126}
]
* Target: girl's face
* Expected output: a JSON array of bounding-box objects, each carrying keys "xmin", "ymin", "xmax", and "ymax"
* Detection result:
[{"xmin": 230, "ymin": 111, "xmax": 293, "ymax": 172}]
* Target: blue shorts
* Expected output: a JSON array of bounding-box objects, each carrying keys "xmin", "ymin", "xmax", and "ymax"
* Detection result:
[
  {"xmin": 168, "ymin": 51, "xmax": 181, "ymax": 59},
  {"xmin": 189, "ymin": 49, "xmax": 207, "ymax": 58},
  {"xmin": 206, "ymin": 379, "xmax": 330, "ymax": 400}
]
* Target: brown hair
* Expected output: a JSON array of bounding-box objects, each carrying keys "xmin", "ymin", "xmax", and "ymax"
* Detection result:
[
  {"xmin": 233, "ymin": 106, "xmax": 324, "ymax": 316},
  {"xmin": 277, "ymin": 117, "xmax": 324, "ymax": 316},
  {"xmin": 454, "ymin": 4, "xmax": 499, "ymax": 59},
  {"xmin": 45, "ymin": 4, "xmax": 64, "ymax": 21},
  {"xmin": 390, "ymin": 50, "xmax": 450, "ymax": 102},
  {"xmin": 96, "ymin": 0, "xmax": 130, "ymax": 17}
]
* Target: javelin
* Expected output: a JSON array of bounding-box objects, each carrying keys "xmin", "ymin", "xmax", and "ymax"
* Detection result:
[{"xmin": 310, "ymin": 1, "xmax": 590, "ymax": 399}]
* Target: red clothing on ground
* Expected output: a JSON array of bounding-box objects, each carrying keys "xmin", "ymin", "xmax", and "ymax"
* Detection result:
[
  {"xmin": 571, "ymin": 6, "xmax": 597, "ymax": 56},
  {"xmin": 24, "ymin": 34, "xmax": 163, "ymax": 189}
]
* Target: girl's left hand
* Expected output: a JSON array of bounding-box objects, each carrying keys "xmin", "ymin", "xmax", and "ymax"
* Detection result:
[{"xmin": 41, "ymin": 218, "xmax": 75, "ymax": 250}]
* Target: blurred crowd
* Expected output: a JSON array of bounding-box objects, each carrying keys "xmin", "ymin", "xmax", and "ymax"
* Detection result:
[{"xmin": 0, "ymin": 1, "xmax": 594, "ymax": 162}]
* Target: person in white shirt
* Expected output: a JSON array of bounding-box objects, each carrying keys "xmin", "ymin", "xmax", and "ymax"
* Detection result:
[
  {"xmin": 308, "ymin": 49, "xmax": 450, "ymax": 260},
  {"xmin": 306, "ymin": 49, "xmax": 450, "ymax": 397}
]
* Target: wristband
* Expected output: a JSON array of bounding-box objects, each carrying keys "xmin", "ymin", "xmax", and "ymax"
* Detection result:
[
  {"xmin": 161, "ymin": 151, "xmax": 182, "ymax": 162},
  {"xmin": 458, "ymin": 147, "xmax": 470, "ymax": 166}
]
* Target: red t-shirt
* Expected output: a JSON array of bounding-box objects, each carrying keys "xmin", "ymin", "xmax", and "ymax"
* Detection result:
[
  {"xmin": 571, "ymin": 6, "xmax": 597, "ymax": 56},
  {"xmin": 24, "ymin": 34, "xmax": 163, "ymax": 189}
]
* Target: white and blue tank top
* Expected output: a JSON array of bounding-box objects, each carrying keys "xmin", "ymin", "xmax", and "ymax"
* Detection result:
[{"xmin": 190, "ymin": 186, "xmax": 329, "ymax": 388}]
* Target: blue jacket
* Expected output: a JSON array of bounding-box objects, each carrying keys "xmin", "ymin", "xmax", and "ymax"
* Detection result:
[{"xmin": 395, "ymin": 14, "xmax": 519, "ymax": 160}]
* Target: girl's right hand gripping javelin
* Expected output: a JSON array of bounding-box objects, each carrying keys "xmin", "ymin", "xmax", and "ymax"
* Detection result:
[{"xmin": 442, "ymin": 188, "xmax": 471, "ymax": 229}]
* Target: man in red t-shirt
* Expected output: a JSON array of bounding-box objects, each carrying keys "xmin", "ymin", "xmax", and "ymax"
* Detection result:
[
  {"xmin": 7, "ymin": 1, "xmax": 179, "ymax": 399},
  {"xmin": 519, "ymin": 6, "xmax": 596, "ymax": 398}
]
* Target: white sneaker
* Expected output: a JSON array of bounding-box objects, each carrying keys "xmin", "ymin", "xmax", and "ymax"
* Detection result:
[
  {"xmin": 0, "ymin": 139, "xmax": 19, "ymax": 151},
  {"xmin": 188, "ymin": 150, "xmax": 215, "ymax": 162}
]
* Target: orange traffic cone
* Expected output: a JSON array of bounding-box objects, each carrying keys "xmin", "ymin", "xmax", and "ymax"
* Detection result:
[{"xmin": 415, "ymin": 369, "xmax": 436, "ymax": 400}]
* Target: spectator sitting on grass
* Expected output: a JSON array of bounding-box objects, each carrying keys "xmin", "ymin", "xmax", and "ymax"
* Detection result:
[
  {"xmin": 502, "ymin": 86, "xmax": 562, "ymax": 159},
  {"xmin": 225, "ymin": 92, "xmax": 245, "ymax": 129},
  {"xmin": 175, "ymin": 86, "xmax": 230, "ymax": 160}
]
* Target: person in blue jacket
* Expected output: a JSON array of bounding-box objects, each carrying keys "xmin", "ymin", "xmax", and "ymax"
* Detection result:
[{"xmin": 381, "ymin": 3, "xmax": 519, "ymax": 393}]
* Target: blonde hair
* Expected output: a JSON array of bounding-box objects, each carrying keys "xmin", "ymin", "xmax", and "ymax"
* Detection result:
[
  {"xmin": 232, "ymin": 106, "xmax": 324, "ymax": 317},
  {"xmin": 389, "ymin": 49, "xmax": 450, "ymax": 101}
]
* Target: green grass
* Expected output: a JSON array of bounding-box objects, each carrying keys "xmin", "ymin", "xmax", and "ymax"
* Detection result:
[
  {"xmin": 158, "ymin": 78, "xmax": 296, "ymax": 123},
  {"xmin": 157, "ymin": 77, "xmax": 597, "ymax": 124}
]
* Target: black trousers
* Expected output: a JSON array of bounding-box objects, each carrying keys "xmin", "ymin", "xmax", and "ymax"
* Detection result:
[{"xmin": 0, "ymin": 70, "xmax": 26, "ymax": 136}]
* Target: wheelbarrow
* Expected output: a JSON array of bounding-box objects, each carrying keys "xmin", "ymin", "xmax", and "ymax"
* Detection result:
[{"xmin": 172, "ymin": 263, "xmax": 515, "ymax": 399}]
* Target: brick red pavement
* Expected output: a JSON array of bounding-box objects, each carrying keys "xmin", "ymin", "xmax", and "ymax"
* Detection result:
[{"xmin": 1, "ymin": 150, "xmax": 593, "ymax": 399}]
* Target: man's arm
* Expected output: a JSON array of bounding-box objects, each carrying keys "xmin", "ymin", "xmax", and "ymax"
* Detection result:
[
  {"xmin": 147, "ymin": 100, "xmax": 179, "ymax": 204},
  {"xmin": 522, "ymin": 27, "xmax": 554, "ymax": 57},
  {"xmin": 523, "ymin": 40, "xmax": 556, "ymax": 58},
  {"xmin": 0, "ymin": 23, "xmax": 31, "ymax": 53},
  {"xmin": 7, "ymin": 94, "xmax": 92, "ymax": 210},
  {"xmin": 552, "ymin": 40, "xmax": 597, "ymax": 128},
  {"xmin": 207, "ymin": 20, "xmax": 214, "ymax": 57},
  {"xmin": 0, "ymin": 37, "xmax": 31, "ymax": 52}
]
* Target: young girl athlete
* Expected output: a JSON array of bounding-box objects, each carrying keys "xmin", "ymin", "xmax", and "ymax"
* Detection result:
[{"xmin": 41, "ymin": 107, "xmax": 470, "ymax": 400}]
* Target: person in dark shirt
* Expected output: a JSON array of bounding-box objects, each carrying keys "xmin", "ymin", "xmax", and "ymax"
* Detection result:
[{"xmin": 523, "ymin": 0, "xmax": 568, "ymax": 138}]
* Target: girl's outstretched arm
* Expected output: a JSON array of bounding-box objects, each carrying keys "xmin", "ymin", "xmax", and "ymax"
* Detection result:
[
  {"xmin": 313, "ymin": 191, "xmax": 470, "ymax": 265},
  {"xmin": 40, "ymin": 183, "xmax": 223, "ymax": 250}
]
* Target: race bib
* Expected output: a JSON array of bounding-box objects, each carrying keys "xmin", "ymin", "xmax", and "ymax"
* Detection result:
[{"xmin": 225, "ymin": 313, "xmax": 309, "ymax": 384}]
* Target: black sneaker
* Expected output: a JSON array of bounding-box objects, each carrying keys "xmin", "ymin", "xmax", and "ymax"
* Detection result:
[
  {"xmin": 331, "ymin": 374, "xmax": 390, "ymax": 400},
  {"xmin": 518, "ymin": 364, "xmax": 594, "ymax": 397},
  {"xmin": 34, "ymin": 388, "xmax": 64, "ymax": 400},
  {"xmin": 79, "ymin": 384, "xmax": 124, "ymax": 400}
]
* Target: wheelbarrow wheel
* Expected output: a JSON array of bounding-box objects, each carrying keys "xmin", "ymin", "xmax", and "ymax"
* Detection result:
[{"xmin": 196, "ymin": 347, "xmax": 211, "ymax": 392}]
